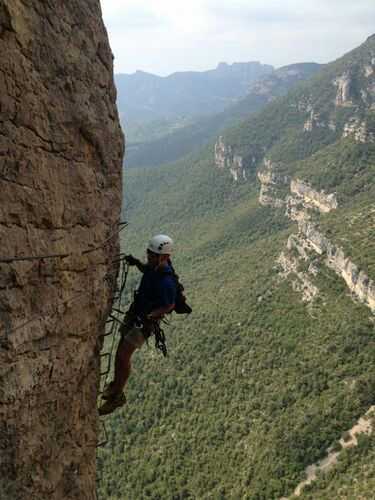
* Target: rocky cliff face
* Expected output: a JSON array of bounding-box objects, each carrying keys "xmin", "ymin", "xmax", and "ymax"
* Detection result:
[
  {"xmin": 258, "ymin": 158, "xmax": 289, "ymax": 208},
  {"xmin": 247, "ymin": 63, "xmax": 321, "ymax": 102},
  {"xmin": 214, "ymin": 136, "xmax": 247, "ymax": 181},
  {"xmin": 0, "ymin": 2, "xmax": 124, "ymax": 499},
  {"xmin": 257, "ymin": 162, "xmax": 375, "ymax": 313},
  {"xmin": 334, "ymin": 73, "xmax": 353, "ymax": 107}
]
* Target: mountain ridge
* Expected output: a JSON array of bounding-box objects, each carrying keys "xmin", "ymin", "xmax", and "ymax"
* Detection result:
[
  {"xmin": 117, "ymin": 60, "xmax": 273, "ymax": 83},
  {"xmin": 125, "ymin": 62, "xmax": 322, "ymax": 168},
  {"xmin": 115, "ymin": 61, "xmax": 274, "ymax": 130}
]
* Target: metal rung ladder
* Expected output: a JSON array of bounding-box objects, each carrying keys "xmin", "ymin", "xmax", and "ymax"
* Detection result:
[{"xmin": 97, "ymin": 254, "xmax": 129, "ymax": 449}]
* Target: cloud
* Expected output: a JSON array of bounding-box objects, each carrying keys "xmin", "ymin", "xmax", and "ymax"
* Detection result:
[
  {"xmin": 100, "ymin": 3, "xmax": 167, "ymax": 32},
  {"xmin": 207, "ymin": 0, "xmax": 375, "ymax": 33},
  {"xmin": 99, "ymin": 0, "xmax": 375, "ymax": 75},
  {"xmin": 101, "ymin": 0, "xmax": 210, "ymax": 33}
]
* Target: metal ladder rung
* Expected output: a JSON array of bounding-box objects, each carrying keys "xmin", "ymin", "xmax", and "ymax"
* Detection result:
[
  {"xmin": 112, "ymin": 307, "xmax": 125, "ymax": 315},
  {"xmin": 109, "ymin": 314, "xmax": 123, "ymax": 326},
  {"xmin": 100, "ymin": 330, "xmax": 114, "ymax": 338}
]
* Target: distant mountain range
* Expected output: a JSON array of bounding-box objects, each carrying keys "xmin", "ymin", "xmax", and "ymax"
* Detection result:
[
  {"xmin": 124, "ymin": 63, "xmax": 322, "ymax": 168},
  {"xmin": 115, "ymin": 61, "xmax": 273, "ymax": 130}
]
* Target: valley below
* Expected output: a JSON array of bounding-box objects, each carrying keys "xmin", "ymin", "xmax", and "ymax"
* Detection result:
[{"xmin": 97, "ymin": 35, "xmax": 375, "ymax": 500}]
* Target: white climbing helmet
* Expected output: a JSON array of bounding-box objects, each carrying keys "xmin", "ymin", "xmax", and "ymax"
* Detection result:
[{"xmin": 147, "ymin": 234, "xmax": 174, "ymax": 255}]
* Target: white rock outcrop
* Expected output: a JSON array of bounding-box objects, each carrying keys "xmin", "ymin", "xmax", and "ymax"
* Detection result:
[
  {"xmin": 290, "ymin": 179, "xmax": 338, "ymax": 213},
  {"xmin": 343, "ymin": 118, "xmax": 375, "ymax": 143},
  {"xmin": 297, "ymin": 220, "xmax": 375, "ymax": 312},
  {"xmin": 214, "ymin": 136, "xmax": 247, "ymax": 181},
  {"xmin": 214, "ymin": 135, "xmax": 228, "ymax": 169},
  {"xmin": 364, "ymin": 60, "xmax": 375, "ymax": 77},
  {"xmin": 258, "ymin": 158, "xmax": 289, "ymax": 208},
  {"xmin": 303, "ymin": 109, "xmax": 326, "ymax": 131},
  {"xmin": 277, "ymin": 248, "xmax": 319, "ymax": 303},
  {"xmin": 334, "ymin": 73, "xmax": 353, "ymax": 107},
  {"xmin": 258, "ymin": 168, "xmax": 337, "ymax": 215},
  {"xmin": 231, "ymin": 155, "xmax": 247, "ymax": 182},
  {"xmin": 258, "ymin": 161, "xmax": 374, "ymax": 312}
]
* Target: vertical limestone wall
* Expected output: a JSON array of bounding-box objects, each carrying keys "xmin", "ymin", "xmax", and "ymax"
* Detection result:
[{"xmin": 0, "ymin": 1, "xmax": 124, "ymax": 499}]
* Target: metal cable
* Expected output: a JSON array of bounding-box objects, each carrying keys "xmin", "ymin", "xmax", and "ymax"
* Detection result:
[
  {"xmin": 4, "ymin": 246, "xmax": 126, "ymax": 337},
  {"xmin": 0, "ymin": 221, "xmax": 128, "ymax": 264}
]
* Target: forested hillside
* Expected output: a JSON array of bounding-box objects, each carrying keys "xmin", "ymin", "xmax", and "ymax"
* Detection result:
[{"xmin": 97, "ymin": 36, "xmax": 375, "ymax": 500}]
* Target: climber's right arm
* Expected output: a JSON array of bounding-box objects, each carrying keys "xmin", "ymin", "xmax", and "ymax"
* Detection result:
[{"xmin": 125, "ymin": 255, "xmax": 147, "ymax": 273}]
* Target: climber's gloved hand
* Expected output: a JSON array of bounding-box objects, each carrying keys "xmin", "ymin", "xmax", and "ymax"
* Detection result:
[{"xmin": 125, "ymin": 254, "xmax": 138, "ymax": 266}]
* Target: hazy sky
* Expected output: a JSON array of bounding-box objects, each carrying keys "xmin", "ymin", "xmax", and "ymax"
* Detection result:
[{"xmin": 100, "ymin": 0, "xmax": 375, "ymax": 76}]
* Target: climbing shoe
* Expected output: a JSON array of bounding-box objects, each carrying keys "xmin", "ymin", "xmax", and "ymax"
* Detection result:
[{"xmin": 98, "ymin": 392, "xmax": 126, "ymax": 416}]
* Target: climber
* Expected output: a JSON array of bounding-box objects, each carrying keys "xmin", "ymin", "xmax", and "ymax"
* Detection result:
[{"xmin": 98, "ymin": 234, "xmax": 177, "ymax": 416}]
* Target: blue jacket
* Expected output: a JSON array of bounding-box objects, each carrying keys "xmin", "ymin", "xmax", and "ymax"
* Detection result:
[{"xmin": 134, "ymin": 265, "xmax": 177, "ymax": 316}]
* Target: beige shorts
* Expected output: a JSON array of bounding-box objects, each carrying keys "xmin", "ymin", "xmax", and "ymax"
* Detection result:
[{"xmin": 121, "ymin": 325, "xmax": 147, "ymax": 349}]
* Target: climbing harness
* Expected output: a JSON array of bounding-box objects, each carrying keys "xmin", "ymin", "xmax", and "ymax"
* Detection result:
[{"xmin": 124, "ymin": 309, "xmax": 169, "ymax": 357}]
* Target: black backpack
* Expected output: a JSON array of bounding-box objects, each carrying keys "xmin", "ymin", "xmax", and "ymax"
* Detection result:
[
  {"xmin": 165, "ymin": 261, "xmax": 192, "ymax": 315},
  {"xmin": 174, "ymin": 280, "xmax": 192, "ymax": 314}
]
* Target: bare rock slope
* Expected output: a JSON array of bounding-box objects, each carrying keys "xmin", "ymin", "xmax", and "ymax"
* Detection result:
[{"xmin": 0, "ymin": 1, "xmax": 124, "ymax": 499}]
